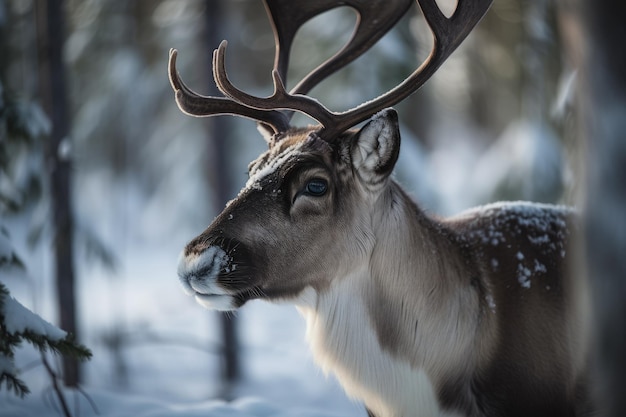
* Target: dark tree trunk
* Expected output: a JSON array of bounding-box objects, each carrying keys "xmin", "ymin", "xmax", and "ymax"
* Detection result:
[
  {"xmin": 558, "ymin": 0, "xmax": 626, "ymax": 414},
  {"xmin": 582, "ymin": 0, "xmax": 626, "ymax": 414},
  {"xmin": 35, "ymin": 0, "xmax": 80, "ymax": 387},
  {"xmin": 204, "ymin": 0, "xmax": 240, "ymax": 397}
]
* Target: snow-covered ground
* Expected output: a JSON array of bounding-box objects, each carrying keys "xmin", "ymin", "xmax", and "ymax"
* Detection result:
[
  {"xmin": 1, "ymin": 224, "xmax": 365, "ymax": 417},
  {"xmin": 1, "ymin": 390, "xmax": 354, "ymax": 417}
]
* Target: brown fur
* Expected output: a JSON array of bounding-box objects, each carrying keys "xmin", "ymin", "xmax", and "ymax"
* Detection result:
[{"xmin": 178, "ymin": 112, "xmax": 592, "ymax": 416}]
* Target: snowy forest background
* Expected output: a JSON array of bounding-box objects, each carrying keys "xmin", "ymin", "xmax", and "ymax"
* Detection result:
[{"xmin": 1, "ymin": 0, "xmax": 625, "ymax": 416}]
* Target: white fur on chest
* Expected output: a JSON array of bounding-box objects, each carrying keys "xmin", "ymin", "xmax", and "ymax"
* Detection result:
[{"xmin": 295, "ymin": 270, "xmax": 453, "ymax": 417}]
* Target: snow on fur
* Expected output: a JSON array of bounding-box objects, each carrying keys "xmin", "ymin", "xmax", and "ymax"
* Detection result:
[{"xmin": 455, "ymin": 201, "xmax": 574, "ymax": 289}]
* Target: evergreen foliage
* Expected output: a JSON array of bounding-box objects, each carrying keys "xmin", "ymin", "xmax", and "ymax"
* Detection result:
[
  {"xmin": 0, "ymin": 80, "xmax": 49, "ymax": 214},
  {"xmin": 0, "ymin": 282, "xmax": 92, "ymax": 398},
  {"xmin": 1, "ymin": 31, "xmax": 91, "ymax": 400}
]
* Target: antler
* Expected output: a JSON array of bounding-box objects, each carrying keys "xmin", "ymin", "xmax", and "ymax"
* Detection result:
[
  {"xmin": 319, "ymin": 0, "xmax": 494, "ymax": 139},
  {"xmin": 212, "ymin": 41, "xmax": 336, "ymax": 128},
  {"xmin": 168, "ymin": 49, "xmax": 290, "ymax": 134},
  {"xmin": 263, "ymin": 0, "xmax": 413, "ymax": 96},
  {"xmin": 169, "ymin": 0, "xmax": 413, "ymax": 134},
  {"xmin": 169, "ymin": 0, "xmax": 493, "ymax": 140}
]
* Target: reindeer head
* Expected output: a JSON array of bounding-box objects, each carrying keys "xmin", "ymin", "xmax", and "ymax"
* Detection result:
[
  {"xmin": 177, "ymin": 109, "xmax": 402, "ymax": 310},
  {"xmin": 171, "ymin": 0, "xmax": 492, "ymax": 311}
]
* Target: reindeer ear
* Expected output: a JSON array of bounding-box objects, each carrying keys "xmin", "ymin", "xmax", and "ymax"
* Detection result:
[{"xmin": 350, "ymin": 108, "xmax": 401, "ymax": 182}]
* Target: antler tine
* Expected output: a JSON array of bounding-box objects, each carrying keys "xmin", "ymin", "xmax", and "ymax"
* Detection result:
[
  {"xmin": 212, "ymin": 41, "xmax": 336, "ymax": 128},
  {"xmin": 262, "ymin": 0, "xmax": 332, "ymax": 86},
  {"xmin": 263, "ymin": 0, "xmax": 413, "ymax": 97},
  {"xmin": 168, "ymin": 48, "xmax": 290, "ymax": 134},
  {"xmin": 320, "ymin": 0, "xmax": 493, "ymax": 139}
]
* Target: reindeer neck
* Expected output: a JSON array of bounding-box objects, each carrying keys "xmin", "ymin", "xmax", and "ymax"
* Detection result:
[
  {"xmin": 296, "ymin": 181, "xmax": 486, "ymax": 417},
  {"xmin": 370, "ymin": 181, "xmax": 472, "ymax": 291}
]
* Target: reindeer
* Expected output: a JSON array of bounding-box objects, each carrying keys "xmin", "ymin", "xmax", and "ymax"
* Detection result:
[{"xmin": 170, "ymin": 0, "xmax": 593, "ymax": 416}]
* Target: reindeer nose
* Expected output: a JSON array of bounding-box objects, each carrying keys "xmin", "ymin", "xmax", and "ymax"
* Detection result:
[{"xmin": 177, "ymin": 246, "xmax": 231, "ymax": 296}]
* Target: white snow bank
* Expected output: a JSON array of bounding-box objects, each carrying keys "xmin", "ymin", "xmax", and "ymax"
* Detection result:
[{"xmin": 0, "ymin": 388, "xmax": 350, "ymax": 417}]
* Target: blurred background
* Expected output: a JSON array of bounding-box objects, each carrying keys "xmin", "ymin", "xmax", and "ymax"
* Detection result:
[{"xmin": 0, "ymin": 0, "xmax": 585, "ymax": 413}]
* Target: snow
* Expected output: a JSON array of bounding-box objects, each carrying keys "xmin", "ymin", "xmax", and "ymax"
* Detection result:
[
  {"xmin": 528, "ymin": 234, "xmax": 550, "ymax": 245},
  {"xmin": 533, "ymin": 259, "xmax": 547, "ymax": 274},
  {"xmin": 1, "ymin": 293, "xmax": 67, "ymax": 341},
  {"xmin": 490, "ymin": 258, "xmax": 499, "ymax": 271},
  {"xmin": 517, "ymin": 264, "xmax": 532, "ymax": 289},
  {"xmin": 0, "ymin": 389, "xmax": 351, "ymax": 417},
  {"xmin": 456, "ymin": 200, "xmax": 574, "ymax": 291},
  {"xmin": 244, "ymin": 140, "xmax": 306, "ymax": 193},
  {"xmin": 0, "ymin": 290, "xmax": 67, "ymax": 393},
  {"xmin": 485, "ymin": 294, "xmax": 496, "ymax": 313},
  {"xmin": 457, "ymin": 200, "xmax": 574, "ymax": 220}
]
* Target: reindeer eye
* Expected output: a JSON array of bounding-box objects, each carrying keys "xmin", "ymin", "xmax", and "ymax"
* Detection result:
[{"xmin": 305, "ymin": 179, "xmax": 328, "ymax": 196}]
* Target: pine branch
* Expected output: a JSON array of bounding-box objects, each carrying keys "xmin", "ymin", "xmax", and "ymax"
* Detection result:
[
  {"xmin": 0, "ymin": 283, "xmax": 92, "ymax": 398},
  {"xmin": 19, "ymin": 330, "xmax": 92, "ymax": 361},
  {"xmin": 0, "ymin": 371, "xmax": 30, "ymax": 398}
]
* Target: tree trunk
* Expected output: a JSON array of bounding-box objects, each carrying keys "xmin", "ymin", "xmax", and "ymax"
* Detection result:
[
  {"xmin": 582, "ymin": 0, "xmax": 626, "ymax": 414},
  {"xmin": 35, "ymin": 0, "xmax": 80, "ymax": 387},
  {"xmin": 559, "ymin": 0, "xmax": 626, "ymax": 414},
  {"xmin": 204, "ymin": 0, "xmax": 240, "ymax": 397}
]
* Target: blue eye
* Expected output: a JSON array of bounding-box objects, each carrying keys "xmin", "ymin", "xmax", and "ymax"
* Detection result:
[{"xmin": 305, "ymin": 179, "xmax": 328, "ymax": 196}]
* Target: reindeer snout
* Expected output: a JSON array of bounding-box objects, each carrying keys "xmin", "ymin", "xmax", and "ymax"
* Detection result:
[{"xmin": 177, "ymin": 245, "xmax": 231, "ymax": 296}]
